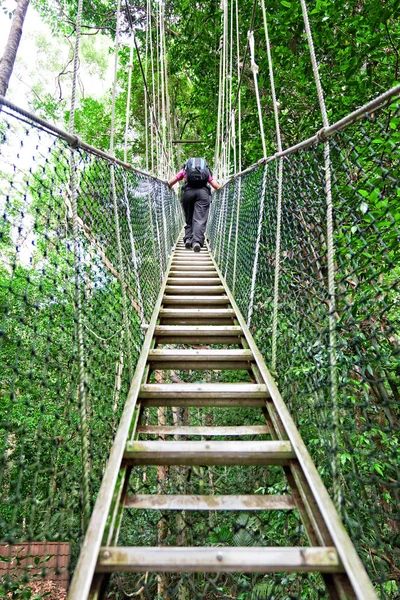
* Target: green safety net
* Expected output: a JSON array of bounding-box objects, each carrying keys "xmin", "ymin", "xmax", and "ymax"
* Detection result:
[
  {"xmin": 207, "ymin": 96, "xmax": 400, "ymax": 598},
  {"xmin": 0, "ymin": 104, "xmax": 183, "ymax": 594}
]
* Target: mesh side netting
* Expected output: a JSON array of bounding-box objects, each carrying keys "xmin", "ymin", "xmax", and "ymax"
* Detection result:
[
  {"xmin": 206, "ymin": 98, "xmax": 400, "ymax": 597},
  {"xmin": 0, "ymin": 106, "xmax": 183, "ymax": 592}
]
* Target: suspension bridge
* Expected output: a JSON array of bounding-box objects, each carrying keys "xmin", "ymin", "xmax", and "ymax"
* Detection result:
[{"xmin": 0, "ymin": 0, "xmax": 399, "ymax": 599}]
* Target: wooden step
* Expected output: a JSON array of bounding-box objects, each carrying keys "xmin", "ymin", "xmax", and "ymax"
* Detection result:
[
  {"xmin": 172, "ymin": 259, "xmax": 214, "ymax": 265},
  {"xmin": 165, "ymin": 285, "xmax": 225, "ymax": 295},
  {"xmin": 159, "ymin": 308, "xmax": 235, "ymax": 325},
  {"xmin": 160, "ymin": 308, "xmax": 234, "ymax": 318},
  {"xmin": 97, "ymin": 546, "xmax": 341, "ymax": 573},
  {"xmin": 147, "ymin": 349, "xmax": 253, "ymax": 370},
  {"xmin": 169, "ymin": 271, "xmax": 217, "ymax": 277},
  {"xmin": 140, "ymin": 383, "xmax": 267, "ymax": 398},
  {"xmin": 139, "ymin": 383, "xmax": 269, "ymax": 406},
  {"xmin": 155, "ymin": 325, "xmax": 242, "ymax": 337},
  {"xmin": 137, "ymin": 425, "xmax": 269, "ymax": 436},
  {"xmin": 175, "ymin": 250, "xmax": 209, "ymax": 255},
  {"xmin": 162, "ymin": 295, "xmax": 230, "ymax": 306},
  {"xmin": 170, "ymin": 264, "xmax": 217, "ymax": 271},
  {"xmin": 124, "ymin": 493, "xmax": 295, "ymax": 510},
  {"xmin": 154, "ymin": 324, "xmax": 241, "ymax": 344},
  {"xmin": 167, "ymin": 277, "xmax": 221, "ymax": 285},
  {"xmin": 123, "ymin": 440, "xmax": 295, "ymax": 465}
]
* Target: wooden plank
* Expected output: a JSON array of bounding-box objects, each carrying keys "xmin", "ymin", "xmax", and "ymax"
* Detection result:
[
  {"xmin": 137, "ymin": 425, "xmax": 269, "ymax": 436},
  {"xmin": 165, "ymin": 286, "xmax": 226, "ymax": 295},
  {"xmin": 123, "ymin": 440, "xmax": 295, "ymax": 465},
  {"xmin": 97, "ymin": 546, "xmax": 342, "ymax": 573},
  {"xmin": 155, "ymin": 325, "xmax": 242, "ymax": 336},
  {"xmin": 124, "ymin": 494, "xmax": 295, "ymax": 510},
  {"xmin": 169, "ymin": 271, "xmax": 217, "ymax": 277},
  {"xmin": 172, "ymin": 260, "xmax": 214, "ymax": 266},
  {"xmin": 167, "ymin": 278, "xmax": 221, "ymax": 285},
  {"xmin": 160, "ymin": 319, "xmax": 235, "ymax": 326},
  {"xmin": 139, "ymin": 383, "xmax": 268, "ymax": 398},
  {"xmin": 150, "ymin": 361, "xmax": 252, "ymax": 371},
  {"xmin": 141, "ymin": 397, "xmax": 265, "ymax": 407},
  {"xmin": 169, "ymin": 264, "xmax": 217, "ymax": 271},
  {"xmin": 155, "ymin": 337, "xmax": 240, "ymax": 345},
  {"xmin": 162, "ymin": 295, "xmax": 230, "ymax": 305},
  {"xmin": 148, "ymin": 349, "xmax": 253, "ymax": 361},
  {"xmin": 175, "ymin": 251, "xmax": 209, "ymax": 256},
  {"xmin": 160, "ymin": 308, "xmax": 235, "ymax": 318}
]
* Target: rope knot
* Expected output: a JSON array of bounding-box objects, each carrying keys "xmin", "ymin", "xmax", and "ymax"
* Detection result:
[
  {"xmin": 316, "ymin": 127, "xmax": 328, "ymax": 143},
  {"xmin": 70, "ymin": 135, "xmax": 81, "ymax": 149}
]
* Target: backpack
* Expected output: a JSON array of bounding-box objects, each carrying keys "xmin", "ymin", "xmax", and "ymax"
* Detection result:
[{"xmin": 185, "ymin": 157, "xmax": 210, "ymax": 188}]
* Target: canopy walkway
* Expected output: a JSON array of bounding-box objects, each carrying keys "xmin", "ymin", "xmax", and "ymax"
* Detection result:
[
  {"xmin": 0, "ymin": 87, "xmax": 399, "ymax": 598},
  {"xmin": 0, "ymin": 0, "xmax": 399, "ymax": 595},
  {"xmin": 68, "ymin": 240, "xmax": 376, "ymax": 599}
]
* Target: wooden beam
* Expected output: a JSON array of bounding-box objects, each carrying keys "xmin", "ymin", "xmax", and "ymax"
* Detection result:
[
  {"xmin": 165, "ymin": 286, "xmax": 226, "ymax": 295},
  {"xmin": 139, "ymin": 383, "xmax": 268, "ymax": 399},
  {"xmin": 124, "ymin": 440, "xmax": 295, "ymax": 465},
  {"xmin": 124, "ymin": 493, "xmax": 295, "ymax": 510},
  {"xmin": 137, "ymin": 425, "xmax": 269, "ymax": 436},
  {"xmin": 162, "ymin": 295, "xmax": 230, "ymax": 305},
  {"xmin": 97, "ymin": 546, "xmax": 342, "ymax": 573}
]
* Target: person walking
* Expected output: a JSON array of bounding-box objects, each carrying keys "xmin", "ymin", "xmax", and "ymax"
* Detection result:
[{"xmin": 168, "ymin": 157, "xmax": 220, "ymax": 252}]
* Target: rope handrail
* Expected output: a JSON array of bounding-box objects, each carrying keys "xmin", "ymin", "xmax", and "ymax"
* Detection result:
[
  {"xmin": 222, "ymin": 83, "xmax": 400, "ymax": 186},
  {"xmin": 0, "ymin": 94, "xmax": 169, "ymax": 185}
]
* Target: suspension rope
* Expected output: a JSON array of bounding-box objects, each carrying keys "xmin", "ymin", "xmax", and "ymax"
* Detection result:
[
  {"xmin": 299, "ymin": 0, "xmax": 340, "ymax": 510},
  {"xmin": 247, "ymin": 163, "xmax": 268, "ymax": 326},
  {"xmin": 215, "ymin": 0, "xmax": 257, "ymax": 176},
  {"xmin": 123, "ymin": 173, "xmax": 145, "ymax": 324},
  {"xmin": 110, "ymin": 0, "xmax": 134, "ymax": 381},
  {"xmin": 232, "ymin": 177, "xmax": 241, "ymax": 294},
  {"xmin": 124, "ymin": 41, "xmax": 134, "ymax": 164},
  {"xmin": 67, "ymin": 0, "xmax": 91, "ymax": 529},
  {"xmin": 248, "ymin": 30, "xmax": 267, "ymax": 158},
  {"xmin": 235, "ymin": 0, "xmax": 242, "ymax": 173},
  {"xmin": 260, "ymin": 0, "xmax": 283, "ymax": 374},
  {"xmin": 124, "ymin": 0, "xmax": 170, "ymax": 174}
]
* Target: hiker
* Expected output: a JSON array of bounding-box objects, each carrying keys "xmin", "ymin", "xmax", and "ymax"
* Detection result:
[{"xmin": 168, "ymin": 158, "xmax": 221, "ymax": 252}]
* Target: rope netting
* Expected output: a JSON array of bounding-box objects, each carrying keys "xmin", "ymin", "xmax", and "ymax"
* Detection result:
[
  {"xmin": 0, "ymin": 103, "xmax": 183, "ymax": 592},
  {"xmin": 207, "ymin": 92, "xmax": 400, "ymax": 596}
]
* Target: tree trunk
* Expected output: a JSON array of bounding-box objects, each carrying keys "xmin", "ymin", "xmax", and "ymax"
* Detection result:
[{"xmin": 0, "ymin": 0, "xmax": 31, "ymax": 97}]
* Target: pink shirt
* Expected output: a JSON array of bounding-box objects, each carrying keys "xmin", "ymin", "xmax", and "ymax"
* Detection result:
[{"xmin": 176, "ymin": 169, "xmax": 213, "ymax": 183}]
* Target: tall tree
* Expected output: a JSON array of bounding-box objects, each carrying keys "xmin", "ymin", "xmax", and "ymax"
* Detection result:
[{"xmin": 0, "ymin": 0, "xmax": 31, "ymax": 96}]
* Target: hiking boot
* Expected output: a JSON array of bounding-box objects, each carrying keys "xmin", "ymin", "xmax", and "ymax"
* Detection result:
[
  {"xmin": 185, "ymin": 240, "xmax": 192, "ymax": 249},
  {"xmin": 193, "ymin": 242, "xmax": 201, "ymax": 253}
]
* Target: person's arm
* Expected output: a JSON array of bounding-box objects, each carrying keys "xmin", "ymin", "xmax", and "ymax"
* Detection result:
[
  {"xmin": 210, "ymin": 179, "xmax": 221, "ymax": 191},
  {"xmin": 168, "ymin": 169, "xmax": 185, "ymax": 189},
  {"xmin": 168, "ymin": 175, "xmax": 179, "ymax": 189}
]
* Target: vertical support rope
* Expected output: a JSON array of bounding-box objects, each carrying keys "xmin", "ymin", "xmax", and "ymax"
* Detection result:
[
  {"xmin": 248, "ymin": 30, "xmax": 267, "ymax": 158},
  {"xmin": 160, "ymin": 181, "xmax": 169, "ymax": 272},
  {"xmin": 260, "ymin": 0, "xmax": 284, "ymax": 375},
  {"xmin": 124, "ymin": 42, "xmax": 134, "ymax": 164},
  {"xmin": 271, "ymin": 157, "xmax": 283, "ymax": 373},
  {"xmin": 216, "ymin": 187, "xmax": 227, "ymax": 264},
  {"xmin": 235, "ymin": 0, "xmax": 242, "ymax": 172},
  {"xmin": 123, "ymin": 173, "xmax": 145, "ymax": 324},
  {"xmin": 224, "ymin": 181, "xmax": 236, "ymax": 281},
  {"xmin": 247, "ymin": 163, "xmax": 268, "ymax": 326},
  {"xmin": 299, "ymin": 0, "xmax": 340, "ymax": 510},
  {"xmin": 110, "ymin": 0, "xmax": 134, "ymax": 381},
  {"xmin": 232, "ymin": 177, "xmax": 241, "ymax": 295},
  {"xmin": 67, "ymin": 0, "xmax": 91, "ymax": 529}
]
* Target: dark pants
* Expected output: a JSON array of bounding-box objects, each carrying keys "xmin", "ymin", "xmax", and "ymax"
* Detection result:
[{"xmin": 182, "ymin": 185, "xmax": 211, "ymax": 247}]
